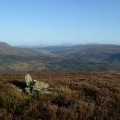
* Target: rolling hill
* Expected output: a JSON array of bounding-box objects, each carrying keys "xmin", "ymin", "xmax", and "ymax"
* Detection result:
[
  {"xmin": 31, "ymin": 44, "xmax": 120, "ymax": 72},
  {"xmin": 0, "ymin": 42, "xmax": 55, "ymax": 72},
  {"xmin": 0, "ymin": 42, "xmax": 39, "ymax": 57},
  {"xmin": 1, "ymin": 42, "xmax": 120, "ymax": 72}
]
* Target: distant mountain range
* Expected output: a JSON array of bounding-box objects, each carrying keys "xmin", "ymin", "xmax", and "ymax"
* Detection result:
[{"xmin": 0, "ymin": 42, "xmax": 120, "ymax": 72}]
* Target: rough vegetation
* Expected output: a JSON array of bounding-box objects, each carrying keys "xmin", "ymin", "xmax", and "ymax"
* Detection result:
[
  {"xmin": 0, "ymin": 72, "xmax": 120, "ymax": 120},
  {"xmin": 24, "ymin": 74, "xmax": 50, "ymax": 95}
]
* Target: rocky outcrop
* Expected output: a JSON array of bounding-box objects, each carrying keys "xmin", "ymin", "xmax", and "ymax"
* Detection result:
[{"xmin": 25, "ymin": 74, "xmax": 50, "ymax": 94}]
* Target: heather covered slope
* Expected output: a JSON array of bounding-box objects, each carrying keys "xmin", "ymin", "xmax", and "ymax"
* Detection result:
[{"xmin": 0, "ymin": 72, "xmax": 120, "ymax": 120}]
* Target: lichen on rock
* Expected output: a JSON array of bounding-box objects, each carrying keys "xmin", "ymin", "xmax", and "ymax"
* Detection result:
[{"xmin": 24, "ymin": 74, "xmax": 50, "ymax": 95}]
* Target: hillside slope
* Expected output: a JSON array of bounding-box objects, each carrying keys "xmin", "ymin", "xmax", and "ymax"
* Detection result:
[
  {"xmin": 1, "ymin": 43, "xmax": 120, "ymax": 72},
  {"xmin": 31, "ymin": 44, "xmax": 120, "ymax": 72},
  {"xmin": 0, "ymin": 42, "xmax": 39, "ymax": 57}
]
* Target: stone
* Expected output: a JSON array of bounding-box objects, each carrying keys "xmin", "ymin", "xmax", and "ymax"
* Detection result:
[
  {"xmin": 24, "ymin": 74, "xmax": 50, "ymax": 94},
  {"xmin": 25, "ymin": 74, "xmax": 33, "ymax": 87},
  {"xmin": 25, "ymin": 87, "xmax": 31, "ymax": 94},
  {"xmin": 32, "ymin": 80, "xmax": 49, "ymax": 90}
]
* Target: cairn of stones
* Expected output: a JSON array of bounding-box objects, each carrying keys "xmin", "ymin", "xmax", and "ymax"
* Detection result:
[{"xmin": 25, "ymin": 74, "xmax": 50, "ymax": 94}]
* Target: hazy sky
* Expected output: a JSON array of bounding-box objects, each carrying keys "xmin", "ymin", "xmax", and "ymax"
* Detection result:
[{"xmin": 0, "ymin": 0, "xmax": 120, "ymax": 46}]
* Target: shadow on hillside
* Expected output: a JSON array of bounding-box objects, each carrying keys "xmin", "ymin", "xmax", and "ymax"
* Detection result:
[
  {"xmin": 84, "ymin": 88, "xmax": 97, "ymax": 102},
  {"xmin": 9, "ymin": 80, "xmax": 26, "ymax": 89}
]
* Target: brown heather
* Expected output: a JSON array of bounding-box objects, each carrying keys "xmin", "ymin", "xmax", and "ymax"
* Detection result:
[{"xmin": 0, "ymin": 72, "xmax": 120, "ymax": 120}]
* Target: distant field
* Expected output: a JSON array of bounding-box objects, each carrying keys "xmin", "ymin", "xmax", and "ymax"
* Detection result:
[{"xmin": 0, "ymin": 72, "xmax": 120, "ymax": 120}]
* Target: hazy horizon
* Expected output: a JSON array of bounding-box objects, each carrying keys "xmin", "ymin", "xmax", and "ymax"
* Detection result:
[
  {"xmin": 1, "ymin": 41, "xmax": 120, "ymax": 48},
  {"xmin": 0, "ymin": 0, "xmax": 120, "ymax": 46}
]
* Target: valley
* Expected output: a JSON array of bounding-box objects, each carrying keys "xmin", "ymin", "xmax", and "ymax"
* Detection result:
[{"xmin": 1, "ymin": 43, "xmax": 120, "ymax": 72}]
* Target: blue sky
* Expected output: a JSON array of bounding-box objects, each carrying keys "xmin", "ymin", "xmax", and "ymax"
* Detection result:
[{"xmin": 0, "ymin": 0, "xmax": 120, "ymax": 46}]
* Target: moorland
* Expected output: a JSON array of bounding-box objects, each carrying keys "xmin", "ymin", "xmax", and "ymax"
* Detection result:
[
  {"xmin": 0, "ymin": 72, "xmax": 120, "ymax": 120},
  {"xmin": 0, "ymin": 42, "xmax": 120, "ymax": 120}
]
